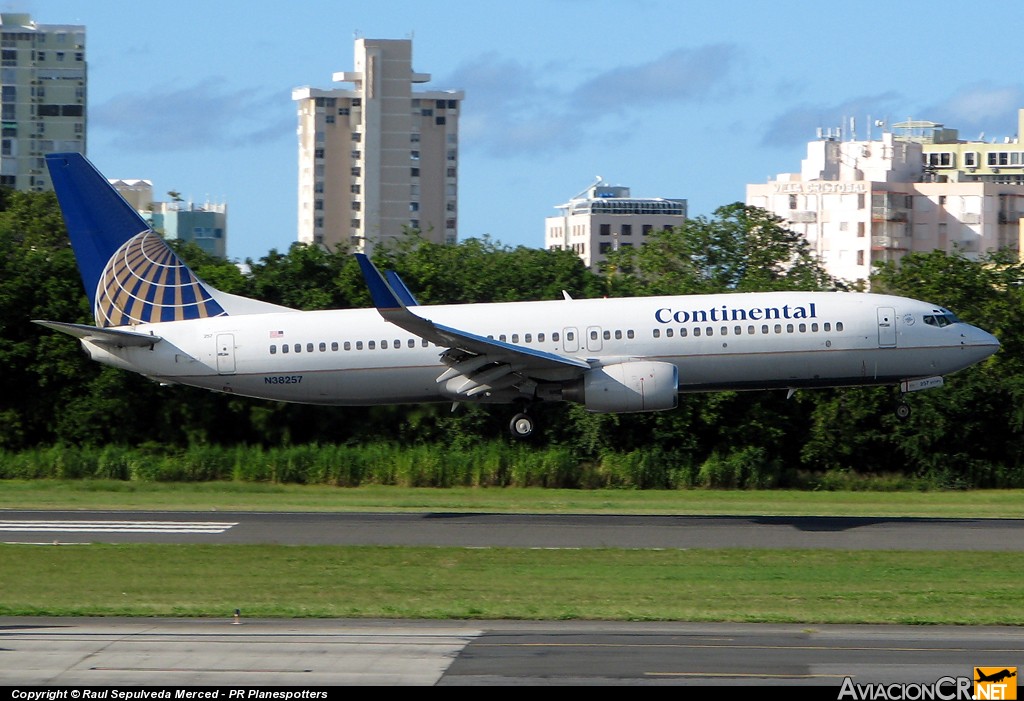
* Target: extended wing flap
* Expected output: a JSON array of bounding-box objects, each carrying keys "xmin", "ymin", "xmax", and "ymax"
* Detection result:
[{"xmin": 33, "ymin": 320, "xmax": 162, "ymax": 348}]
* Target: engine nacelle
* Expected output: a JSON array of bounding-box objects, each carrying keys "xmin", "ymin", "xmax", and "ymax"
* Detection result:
[{"xmin": 564, "ymin": 361, "xmax": 679, "ymax": 413}]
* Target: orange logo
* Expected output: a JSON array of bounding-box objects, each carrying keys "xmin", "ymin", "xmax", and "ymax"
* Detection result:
[{"xmin": 975, "ymin": 667, "xmax": 1017, "ymax": 700}]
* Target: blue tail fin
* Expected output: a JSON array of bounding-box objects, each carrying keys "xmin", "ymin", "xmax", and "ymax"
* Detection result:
[{"xmin": 46, "ymin": 152, "xmax": 227, "ymax": 327}]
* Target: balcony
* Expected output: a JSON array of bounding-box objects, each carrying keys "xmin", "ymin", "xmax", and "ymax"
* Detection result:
[
  {"xmin": 788, "ymin": 210, "xmax": 817, "ymax": 223},
  {"xmin": 871, "ymin": 207, "xmax": 909, "ymax": 222},
  {"xmin": 871, "ymin": 236, "xmax": 907, "ymax": 251}
]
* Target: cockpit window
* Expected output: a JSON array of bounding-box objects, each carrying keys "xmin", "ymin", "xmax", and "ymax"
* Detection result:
[{"xmin": 923, "ymin": 313, "xmax": 959, "ymax": 328}]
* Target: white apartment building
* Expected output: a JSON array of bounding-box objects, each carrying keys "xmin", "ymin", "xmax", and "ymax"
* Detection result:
[
  {"xmin": 746, "ymin": 110, "xmax": 1024, "ymax": 284},
  {"xmin": 293, "ymin": 38, "xmax": 463, "ymax": 253},
  {"xmin": 545, "ymin": 179, "xmax": 687, "ymax": 270},
  {"xmin": 0, "ymin": 12, "xmax": 86, "ymax": 191}
]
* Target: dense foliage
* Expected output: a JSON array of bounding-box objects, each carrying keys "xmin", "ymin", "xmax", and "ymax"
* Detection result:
[{"xmin": 0, "ymin": 193, "xmax": 1019, "ymax": 487}]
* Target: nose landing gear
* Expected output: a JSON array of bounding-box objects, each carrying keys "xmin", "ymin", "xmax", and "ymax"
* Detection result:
[{"xmin": 895, "ymin": 401, "xmax": 911, "ymax": 420}]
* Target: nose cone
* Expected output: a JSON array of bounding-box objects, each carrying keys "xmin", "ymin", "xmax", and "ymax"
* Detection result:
[{"xmin": 965, "ymin": 325, "xmax": 1000, "ymax": 362}]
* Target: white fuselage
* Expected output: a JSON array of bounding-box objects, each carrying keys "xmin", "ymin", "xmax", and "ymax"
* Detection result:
[{"xmin": 81, "ymin": 291, "xmax": 999, "ymax": 407}]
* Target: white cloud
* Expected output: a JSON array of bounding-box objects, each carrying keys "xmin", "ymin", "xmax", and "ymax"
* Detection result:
[
  {"xmin": 91, "ymin": 78, "xmax": 293, "ymax": 152},
  {"xmin": 443, "ymin": 44, "xmax": 741, "ymax": 158}
]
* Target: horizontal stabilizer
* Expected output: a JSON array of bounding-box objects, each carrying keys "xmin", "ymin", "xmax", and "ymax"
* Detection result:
[{"xmin": 33, "ymin": 320, "xmax": 162, "ymax": 348}]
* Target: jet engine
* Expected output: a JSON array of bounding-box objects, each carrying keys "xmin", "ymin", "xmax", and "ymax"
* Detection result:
[{"xmin": 563, "ymin": 361, "xmax": 678, "ymax": 413}]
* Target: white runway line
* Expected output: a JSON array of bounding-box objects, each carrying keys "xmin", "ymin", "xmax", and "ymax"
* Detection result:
[{"xmin": 0, "ymin": 520, "xmax": 238, "ymax": 534}]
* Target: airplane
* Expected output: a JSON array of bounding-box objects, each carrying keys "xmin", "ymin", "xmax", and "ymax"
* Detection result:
[
  {"xmin": 975, "ymin": 669, "xmax": 1017, "ymax": 683},
  {"xmin": 35, "ymin": 152, "xmax": 1000, "ymax": 439}
]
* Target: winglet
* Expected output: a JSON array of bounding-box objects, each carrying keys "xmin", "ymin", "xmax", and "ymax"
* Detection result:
[
  {"xmin": 385, "ymin": 270, "xmax": 419, "ymax": 306},
  {"xmin": 355, "ymin": 253, "xmax": 405, "ymax": 311}
]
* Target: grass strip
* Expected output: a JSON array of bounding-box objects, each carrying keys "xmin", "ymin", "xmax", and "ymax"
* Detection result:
[
  {"xmin": 1, "ymin": 480, "xmax": 1023, "ymax": 518},
  {"xmin": 1, "ymin": 544, "xmax": 1020, "ymax": 625}
]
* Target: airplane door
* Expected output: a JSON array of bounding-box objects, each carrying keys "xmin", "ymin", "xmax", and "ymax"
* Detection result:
[
  {"xmin": 216, "ymin": 333, "xmax": 236, "ymax": 374},
  {"xmin": 877, "ymin": 307, "xmax": 896, "ymax": 347},
  {"xmin": 563, "ymin": 327, "xmax": 579, "ymax": 352},
  {"xmin": 586, "ymin": 326, "xmax": 603, "ymax": 352}
]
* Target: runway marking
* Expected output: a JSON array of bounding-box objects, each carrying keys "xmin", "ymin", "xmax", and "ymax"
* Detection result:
[
  {"xmin": 646, "ymin": 671, "xmax": 850, "ymax": 679},
  {"xmin": 0, "ymin": 520, "xmax": 238, "ymax": 534}
]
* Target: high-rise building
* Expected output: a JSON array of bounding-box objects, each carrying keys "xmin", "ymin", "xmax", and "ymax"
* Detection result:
[
  {"xmin": 0, "ymin": 13, "xmax": 86, "ymax": 191},
  {"xmin": 545, "ymin": 179, "xmax": 687, "ymax": 270},
  {"xmin": 293, "ymin": 38, "xmax": 463, "ymax": 253},
  {"xmin": 746, "ymin": 110, "xmax": 1024, "ymax": 284}
]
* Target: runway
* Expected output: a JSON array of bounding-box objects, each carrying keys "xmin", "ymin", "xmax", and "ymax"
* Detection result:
[
  {"xmin": 3, "ymin": 617, "xmax": 1022, "ymax": 687},
  {"xmin": 3, "ymin": 510, "xmax": 1024, "ymax": 549},
  {"xmin": 2, "ymin": 510, "xmax": 1022, "ymax": 686}
]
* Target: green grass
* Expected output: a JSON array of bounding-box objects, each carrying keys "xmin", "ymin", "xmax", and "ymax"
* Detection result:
[
  {"xmin": 2, "ymin": 480, "xmax": 1021, "ymax": 624},
  {"xmin": 2, "ymin": 479, "xmax": 1023, "ymax": 517},
  {"xmin": 1, "ymin": 544, "xmax": 1021, "ymax": 624}
]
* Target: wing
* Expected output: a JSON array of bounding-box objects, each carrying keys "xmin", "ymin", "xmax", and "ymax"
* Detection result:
[{"xmin": 355, "ymin": 254, "xmax": 590, "ymax": 400}]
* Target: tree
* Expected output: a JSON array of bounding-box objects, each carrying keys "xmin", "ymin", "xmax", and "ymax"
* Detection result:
[{"xmin": 603, "ymin": 203, "xmax": 835, "ymax": 296}]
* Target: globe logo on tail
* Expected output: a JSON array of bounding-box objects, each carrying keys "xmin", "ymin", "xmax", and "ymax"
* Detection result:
[{"xmin": 94, "ymin": 231, "xmax": 225, "ymax": 327}]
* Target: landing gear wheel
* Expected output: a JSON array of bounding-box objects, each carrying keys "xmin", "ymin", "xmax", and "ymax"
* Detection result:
[
  {"xmin": 509, "ymin": 412, "xmax": 535, "ymax": 439},
  {"xmin": 895, "ymin": 402, "xmax": 911, "ymax": 420}
]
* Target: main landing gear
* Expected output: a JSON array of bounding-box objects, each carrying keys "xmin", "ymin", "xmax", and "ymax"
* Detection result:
[{"xmin": 509, "ymin": 411, "xmax": 535, "ymax": 440}]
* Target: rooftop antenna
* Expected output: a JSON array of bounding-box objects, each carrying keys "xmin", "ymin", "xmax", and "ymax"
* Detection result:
[{"xmin": 572, "ymin": 176, "xmax": 603, "ymax": 200}]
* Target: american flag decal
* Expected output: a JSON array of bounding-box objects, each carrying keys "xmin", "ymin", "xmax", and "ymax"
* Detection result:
[{"xmin": 270, "ymin": 330, "xmax": 284, "ymax": 338}]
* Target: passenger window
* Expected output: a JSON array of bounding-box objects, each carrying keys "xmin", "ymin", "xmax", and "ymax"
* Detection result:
[
  {"xmin": 282, "ymin": 345, "xmax": 289, "ymax": 354},
  {"xmin": 666, "ymin": 328, "xmax": 674, "ymax": 338},
  {"xmin": 706, "ymin": 327, "xmax": 713, "ymax": 337},
  {"xmin": 525, "ymin": 334, "xmax": 532, "ymax": 343},
  {"xmin": 368, "ymin": 341, "xmax": 376, "ymax": 350},
  {"xmin": 382, "ymin": 340, "xmax": 389, "ymax": 349},
  {"xmin": 786, "ymin": 324, "xmax": 794, "ymax": 333},
  {"xmin": 566, "ymin": 331, "xmax": 575, "ymax": 341},
  {"xmin": 356, "ymin": 341, "xmax": 363, "ymax": 350},
  {"xmin": 720, "ymin": 326, "xmax": 727, "ymax": 336},
  {"xmin": 294, "ymin": 344, "xmax": 302, "ymax": 353},
  {"xmin": 693, "ymin": 327, "xmax": 701, "ymax": 337},
  {"xmin": 512, "ymin": 334, "xmax": 519, "ymax": 343},
  {"xmin": 824, "ymin": 323, "xmax": 832, "ymax": 332},
  {"xmin": 653, "ymin": 329, "xmax": 661, "ymax": 338},
  {"xmin": 680, "ymin": 328, "xmax": 688, "ymax": 338},
  {"xmin": 306, "ymin": 343, "xmax": 314, "ymax": 353},
  {"xmin": 747, "ymin": 325, "xmax": 754, "ymax": 335},
  {"xmin": 627, "ymin": 330, "xmax": 634, "ymax": 339},
  {"xmin": 774, "ymin": 325, "xmax": 782, "ymax": 334},
  {"xmin": 735, "ymin": 326, "xmax": 742, "ymax": 335},
  {"xmin": 319, "ymin": 342, "xmax": 327, "ymax": 352},
  {"xmin": 407, "ymin": 339, "xmax": 415, "ymax": 348},
  {"xmin": 761, "ymin": 325, "xmax": 769, "ymax": 334},
  {"xmin": 614, "ymin": 330, "xmax": 622, "ymax": 340},
  {"xmin": 603, "ymin": 330, "xmax": 610, "ymax": 340},
  {"xmin": 499, "ymin": 334, "xmax": 507, "ymax": 342},
  {"xmin": 836, "ymin": 322, "xmax": 844, "ymax": 332},
  {"xmin": 811, "ymin": 323, "xmax": 818, "ymax": 332},
  {"xmin": 553, "ymin": 332, "xmax": 560, "ymax": 342},
  {"xmin": 394, "ymin": 339, "xmax": 401, "ymax": 349},
  {"xmin": 331, "ymin": 342, "xmax": 339, "ymax": 351},
  {"xmin": 344, "ymin": 341, "xmax": 351, "ymax": 351},
  {"xmin": 539, "ymin": 333, "xmax": 546, "ymax": 342},
  {"xmin": 270, "ymin": 345, "xmax": 277, "ymax": 354}
]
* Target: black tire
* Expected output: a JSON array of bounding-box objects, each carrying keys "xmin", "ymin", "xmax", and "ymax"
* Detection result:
[
  {"xmin": 509, "ymin": 412, "xmax": 535, "ymax": 439},
  {"xmin": 895, "ymin": 402, "xmax": 911, "ymax": 420}
]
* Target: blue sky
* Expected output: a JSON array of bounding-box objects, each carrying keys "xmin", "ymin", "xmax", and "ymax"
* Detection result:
[{"xmin": 17, "ymin": 0, "xmax": 1024, "ymax": 261}]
